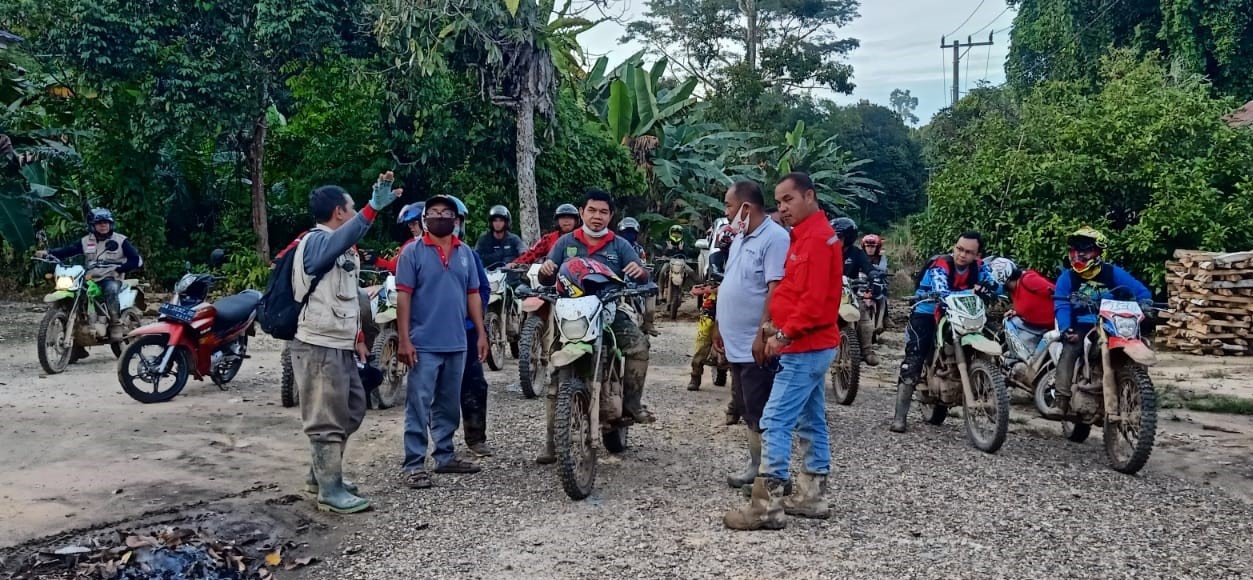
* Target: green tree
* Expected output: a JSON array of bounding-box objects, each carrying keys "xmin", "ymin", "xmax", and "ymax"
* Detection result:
[
  {"xmin": 917, "ymin": 52, "xmax": 1253, "ymax": 289},
  {"xmin": 889, "ymin": 88, "xmax": 919, "ymax": 126},
  {"xmin": 821, "ymin": 100, "xmax": 926, "ymax": 229}
]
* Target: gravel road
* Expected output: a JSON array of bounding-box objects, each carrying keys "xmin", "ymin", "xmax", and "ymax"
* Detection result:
[{"xmin": 303, "ymin": 319, "xmax": 1253, "ymax": 580}]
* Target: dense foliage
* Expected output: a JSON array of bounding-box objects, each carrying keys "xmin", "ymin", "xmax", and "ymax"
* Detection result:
[{"xmin": 917, "ymin": 53, "xmax": 1253, "ymax": 289}]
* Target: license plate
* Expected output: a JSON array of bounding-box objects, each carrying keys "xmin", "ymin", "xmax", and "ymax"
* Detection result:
[{"xmin": 159, "ymin": 303, "xmax": 196, "ymax": 323}]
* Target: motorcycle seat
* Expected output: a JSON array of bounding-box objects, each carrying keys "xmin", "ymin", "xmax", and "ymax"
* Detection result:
[{"xmin": 213, "ymin": 290, "xmax": 262, "ymax": 332}]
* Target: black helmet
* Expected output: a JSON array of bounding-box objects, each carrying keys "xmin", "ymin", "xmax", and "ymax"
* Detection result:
[
  {"xmin": 489, "ymin": 205, "xmax": 511, "ymax": 222},
  {"xmin": 830, "ymin": 217, "xmax": 857, "ymax": 247},
  {"xmin": 554, "ymin": 203, "xmax": 579, "ymax": 219}
]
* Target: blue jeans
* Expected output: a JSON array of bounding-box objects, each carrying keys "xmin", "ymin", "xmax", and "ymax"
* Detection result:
[
  {"xmin": 403, "ymin": 351, "xmax": 466, "ymax": 472},
  {"xmin": 760, "ymin": 348, "xmax": 838, "ymax": 481}
]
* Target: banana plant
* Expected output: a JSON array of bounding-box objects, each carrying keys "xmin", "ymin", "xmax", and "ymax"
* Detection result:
[{"xmin": 739, "ymin": 120, "xmax": 882, "ymax": 211}]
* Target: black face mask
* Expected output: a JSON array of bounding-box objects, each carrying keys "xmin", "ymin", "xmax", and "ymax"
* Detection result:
[
  {"xmin": 426, "ymin": 217, "xmax": 455, "ymax": 237},
  {"xmin": 620, "ymin": 230, "xmax": 638, "ymax": 245}
]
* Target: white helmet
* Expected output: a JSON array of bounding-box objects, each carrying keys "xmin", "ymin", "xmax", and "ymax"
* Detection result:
[{"xmin": 987, "ymin": 256, "xmax": 1017, "ymax": 286}]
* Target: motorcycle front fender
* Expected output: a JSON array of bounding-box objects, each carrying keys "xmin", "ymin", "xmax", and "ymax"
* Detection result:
[
  {"xmin": 550, "ymin": 342, "xmax": 593, "ymax": 368},
  {"xmin": 1111, "ymin": 337, "xmax": 1157, "ymax": 366},
  {"xmin": 961, "ymin": 333, "xmax": 1003, "ymax": 356},
  {"xmin": 521, "ymin": 297, "xmax": 546, "ymax": 313},
  {"xmin": 44, "ymin": 291, "xmax": 75, "ymax": 304},
  {"xmin": 489, "ymin": 293, "xmax": 502, "ymax": 305},
  {"xmin": 839, "ymin": 303, "xmax": 860, "ymax": 323}
]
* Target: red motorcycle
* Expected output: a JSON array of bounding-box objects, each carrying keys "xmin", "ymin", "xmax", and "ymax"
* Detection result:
[{"xmin": 118, "ymin": 250, "xmax": 261, "ymax": 403}]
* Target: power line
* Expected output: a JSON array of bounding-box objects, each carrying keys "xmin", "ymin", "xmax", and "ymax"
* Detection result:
[
  {"xmin": 944, "ymin": 0, "xmax": 988, "ymax": 38},
  {"xmin": 969, "ymin": 5, "xmax": 1012, "ymax": 37}
]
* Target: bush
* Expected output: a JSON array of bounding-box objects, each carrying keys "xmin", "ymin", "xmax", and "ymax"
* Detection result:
[{"xmin": 916, "ymin": 51, "xmax": 1253, "ymax": 291}]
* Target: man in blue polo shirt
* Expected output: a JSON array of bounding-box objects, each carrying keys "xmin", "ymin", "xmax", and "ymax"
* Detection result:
[{"xmin": 396, "ymin": 195, "xmax": 489, "ymax": 489}]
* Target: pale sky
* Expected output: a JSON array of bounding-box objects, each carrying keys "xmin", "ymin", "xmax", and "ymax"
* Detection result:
[{"xmin": 577, "ymin": 0, "xmax": 1016, "ymax": 124}]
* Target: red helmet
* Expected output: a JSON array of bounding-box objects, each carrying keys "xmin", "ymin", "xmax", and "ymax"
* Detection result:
[
  {"xmin": 556, "ymin": 258, "xmax": 623, "ymax": 298},
  {"xmin": 862, "ymin": 234, "xmax": 882, "ymax": 249}
]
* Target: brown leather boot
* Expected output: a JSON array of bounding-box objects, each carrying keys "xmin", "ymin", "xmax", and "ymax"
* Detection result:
[
  {"xmin": 782, "ymin": 472, "xmax": 830, "ymax": 519},
  {"xmin": 723, "ymin": 476, "xmax": 787, "ymax": 531}
]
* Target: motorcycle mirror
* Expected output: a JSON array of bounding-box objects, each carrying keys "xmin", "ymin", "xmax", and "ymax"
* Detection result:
[
  {"xmin": 183, "ymin": 260, "xmax": 192, "ymax": 272},
  {"xmin": 104, "ymin": 240, "xmax": 119, "ymax": 251},
  {"xmin": 209, "ymin": 249, "xmax": 226, "ymax": 267}
]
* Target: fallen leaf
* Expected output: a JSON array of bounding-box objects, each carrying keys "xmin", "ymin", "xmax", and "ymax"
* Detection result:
[
  {"xmin": 121, "ymin": 550, "xmax": 133, "ymax": 564},
  {"xmin": 265, "ymin": 550, "xmax": 282, "ymax": 567},
  {"xmin": 53, "ymin": 545, "xmax": 90, "ymax": 556},
  {"xmin": 125, "ymin": 536, "xmax": 155, "ymax": 549},
  {"xmin": 285, "ymin": 556, "xmax": 318, "ymax": 570}
]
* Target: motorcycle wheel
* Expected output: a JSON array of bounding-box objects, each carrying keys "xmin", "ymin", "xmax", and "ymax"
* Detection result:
[
  {"xmin": 370, "ymin": 328, "xmax": 407, "ymax": 409},
  {"xmin": 211, "ymin": 336, "xmax": 247, "ymax": 387},
  {"xmin": 829, "ymin": 326, "xmax": 860, "ymax": 405},
  {"xmin": 668, "ymin": 283, "xmax": 682, "ymax": 320},
  {"xmin": 118, "ymin": 335, "xmax": 190, "ymax": 403},
  {"xmin": 280, "ymin": 344, "xmax": 298, "ymax": 408},
  {"xmin": 554, "ymin": 369, "xmax": 596, "ymax": 500},
  {"xmin": 1033, "ymin": 374, "xmax": 1063, "ymax": 418},
  {"xmin": 517, "ymin": 316, "xmax": 545, "ymax": 399},
  {"xmin": 603, "ymin": 428, "xmax": 629, "ymax": 454},
  {"xmin": 486, "ymin": 312, "xmax": 504, "ymax": 371},
  {"xmin": 37, "ymin": 305, "xmax": 73, "ymax": 375},
  {"xmin": 110, "ymin": 307, "xmax": 144, "ymax": 358},
  {"xmin": 1104, "ymin": 364, "xmax": 1157, "ymax": 475},
  {"xmin": 962, "ymin": 356, "xmax": 1010, "ymax": 453}
]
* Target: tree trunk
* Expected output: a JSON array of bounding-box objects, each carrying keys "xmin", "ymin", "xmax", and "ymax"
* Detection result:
[
  {"xmin": 742, "ymin": 0, "xmax": 758, "ymax": 71},
  {"xmin": 515, "ymin": 89, "xmax": 541, "ymax": 246},
  {"xmin": 248, "ymin": 112, "xmax": 271, "ymax": 261}
]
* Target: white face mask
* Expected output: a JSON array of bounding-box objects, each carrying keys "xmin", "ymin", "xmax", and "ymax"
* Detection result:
[
  {"xmin": 730, "ymin": 203, "xmax": 750, "ymax": 234},
  {"xmin": 582, "ymin": 224, "xmax": 609, "ymax": 238}
]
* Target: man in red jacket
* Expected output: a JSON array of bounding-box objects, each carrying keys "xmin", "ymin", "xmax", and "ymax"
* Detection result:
[
  {"xmin": 724, "ymin": 172, "xmax": 842, "ymax": 531},
  {"xmin": 509, "ymin": 204, "xmax": 580, "ymax": 266}
]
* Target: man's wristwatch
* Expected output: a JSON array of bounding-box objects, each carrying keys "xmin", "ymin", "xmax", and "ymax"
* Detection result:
[{"xmin": 773, "ymin": 330, "xmax": 791, "ymax": 344}]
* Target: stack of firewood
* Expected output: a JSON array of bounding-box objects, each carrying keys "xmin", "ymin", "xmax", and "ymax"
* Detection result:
[{"xmin": 1162, "ymin": 250, "xmax": 1253, "ymax": 355}]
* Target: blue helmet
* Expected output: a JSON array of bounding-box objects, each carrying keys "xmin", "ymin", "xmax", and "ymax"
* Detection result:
[
  {"xmin": 397, "ymin": 202, "xmax": 425, "ymax": 225},
  {"xmin": 445, "ymin": 195, "xmax": 468, "ymax": 218}
]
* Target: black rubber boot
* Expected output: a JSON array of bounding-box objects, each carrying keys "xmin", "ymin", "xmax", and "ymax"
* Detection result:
[
  {"xmin": 890, "ymin": 379, "xmax": 915, "ymax": 433},
  {"xmin": 726, "ymin": 430, "xmax": 761, "ymax": 488}
]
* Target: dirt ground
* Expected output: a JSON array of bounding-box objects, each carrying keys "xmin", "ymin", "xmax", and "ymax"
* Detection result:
[{"xmin": 1, "ymin": 298, "xmax": 1252, "ymax": 578}]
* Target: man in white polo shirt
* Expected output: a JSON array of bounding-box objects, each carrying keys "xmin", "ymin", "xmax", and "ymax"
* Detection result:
[{"xmin": 712, "ymin": 180, "xmax": 789, "ymax": 493}]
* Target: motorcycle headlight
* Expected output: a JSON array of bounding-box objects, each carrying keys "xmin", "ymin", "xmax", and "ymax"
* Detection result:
[
  {"xmin": 1113, "ymin": 316, "xmax": 1140, "ymax": 339},
  {"xmin": 559, "ymin": 317, "xmax": 591, "ymax": 341},
  {"xmin": 55, "ymin": 276, "xmax": 76, "ymax": 290},
  {"xmin": 174, "ymin": 274, "xmax": 196, "ymax": 295},
  {"xmin": 490, "ymin": 278, "xmax": 501, "ymax": 294},
  {"xmin": 951, "ymin": 312, "xmax": 987, "ymax": 335}
]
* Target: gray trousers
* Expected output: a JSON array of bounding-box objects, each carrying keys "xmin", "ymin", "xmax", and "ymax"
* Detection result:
[
  {"xmin": 403, "ymin": 351, "xmax": 467, "ymax": 472},
  {"xmin": 292, "ymin": 339, "xmax": 367, "ymax": 443}
]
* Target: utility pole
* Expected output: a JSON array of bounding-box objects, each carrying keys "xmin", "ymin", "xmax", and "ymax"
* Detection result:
[{"xmin": 941, "ymin": 33, "xmax": 994, "ymax": 106}]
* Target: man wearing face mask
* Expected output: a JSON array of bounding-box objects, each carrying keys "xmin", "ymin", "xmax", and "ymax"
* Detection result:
[
  {"xmin": 395, "ymin": 195, "xmax": 489, "ymax": 489},
  {"xmin": 535, "ymin": 189, "xmax": 652, "ymax": 462},
  {"xmin": 709, "ymin": 180, "xmax": 789, "ymax": 488}
]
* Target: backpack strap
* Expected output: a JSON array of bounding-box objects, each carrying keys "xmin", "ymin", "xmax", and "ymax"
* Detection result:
[{"xmin": 293, "ymin": 229, "xmax": 335, "ymax": 305}]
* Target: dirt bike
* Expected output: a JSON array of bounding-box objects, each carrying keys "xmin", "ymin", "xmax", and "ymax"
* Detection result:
[
  {"xmin": 520, "ymin": 280, "xmax": 656, "ymax": 500},
  {"xmin": 484, "ymin": 264, "xmax": 525, "ymax": 371},
  {"xmin": 998, "ymin": 313, "xmax": 1062, "ymax": 417},
  {"xmin": 516, "ymin": 264, "xmax": 552, "ymax": 399},
  {"xmin": 863, "ymin": 270, "xmax": 889, "ymax": 340},
  {"xmin": 656, "ymin": 253, "xmax": 694, "ymax": 320},
  {"xmin": 911, "ymin": 290, "xmax": 1010, "ymax": 453},
  {"xmin": 33, "ymin": 255, "xmax": 147, "ymax": 374},
  {"xmin": 692, "ymin": 279, "xmax": 728, "ymax": 386},
  {"xmin": 828, "ymin": 277, "xmax": 864, "ymax": 405},
  {"xmin": 1043, "ymin": 292, "xmax": 1161, "ymax": 475},
  {"xmin": 118, "ymin": 249, "xmax": 261, "ymax": 403}
]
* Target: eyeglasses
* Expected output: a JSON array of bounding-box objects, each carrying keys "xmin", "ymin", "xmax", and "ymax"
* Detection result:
[{"xmin": 425, "ymin": 210, "xmax": 456, "ymax": 219}]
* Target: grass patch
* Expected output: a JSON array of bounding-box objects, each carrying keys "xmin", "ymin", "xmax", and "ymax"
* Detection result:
[{"xmin": 1158, "ymin": 384, "xmax": 1253, "ymax": 415}]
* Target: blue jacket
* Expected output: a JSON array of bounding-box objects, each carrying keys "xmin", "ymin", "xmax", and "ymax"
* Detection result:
[
  {"xmin": 466, "ymin": 251, "xmax": 490, "ymax": 331},
  {"xmin": 1053, "ymin": 264, "xmax": 1151, "ymax": 330},
  {"xmin": 913, "ymin": 257, "xmax": 994, "ymax": 315}
]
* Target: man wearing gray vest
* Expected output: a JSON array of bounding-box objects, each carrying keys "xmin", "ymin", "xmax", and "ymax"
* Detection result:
[
  {"xmin": 289, "ymin": 173, "xmax": 401, "ymax": 514},
  {"xmin": 37, "ymin": 208, "xmax": 143, "ymax": 360}
]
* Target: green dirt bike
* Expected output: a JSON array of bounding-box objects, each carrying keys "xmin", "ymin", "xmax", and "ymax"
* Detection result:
[
  {"xmin": 484, "ymin": 264, "xmax": 525, "ymax": 371},
  {"xmin": 911, "ymin": 290, "xmax": 1010, "ymax": 454},
  {"xmin": 34, "ymin": 255, "xmax": 146, "ymax": 374}
]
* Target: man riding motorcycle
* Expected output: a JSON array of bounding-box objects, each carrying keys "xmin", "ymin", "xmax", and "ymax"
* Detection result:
[
  {"xmin": 476, "ymin": 205, "xmax": 526, "ymax": 266},
  {"xmin": 1052, "ymin": 227, "xmax": 1153, "ymax": 416},
  {"xmin": 370, "ymin": 202, "xmax": 425, "ymax": 273},
  {"xmin": 510, "ymin": 204, "xmax": 581, "ymax": 267},
  {"xmin": 988, "ymin": 256, "xmax": 1055, "ymax": 331},
  {"xmin": 831, "ymin": 218, "xmax": 880, "ymax": 367},
  {"xmin": 687, "ymin": 225, "xmax": 735, "ymax": 391},
  {"xmin": 890, "ymin": 231, "xmax": 994, "ymax": 433},
  {"xmin": 536, "ymin": 189, "xmax": 653, "ymax": 464},
  {"xmin": 619, "ymin": 217, "xmax": 657, "ymax": 334},
  {"xmin": 36, "ymin": 208, "xmax": 143, "ymax": 358}
]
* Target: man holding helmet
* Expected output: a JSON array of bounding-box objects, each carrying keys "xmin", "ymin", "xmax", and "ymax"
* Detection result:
[{"xmin": 476, "ymin": 205, "xmax": 525, "ymax": 266}]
